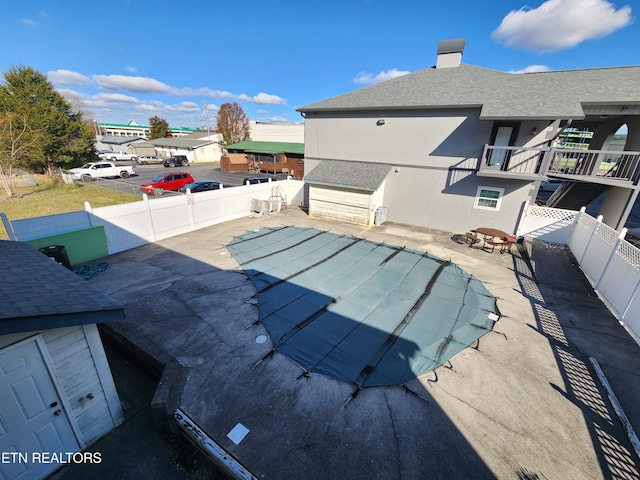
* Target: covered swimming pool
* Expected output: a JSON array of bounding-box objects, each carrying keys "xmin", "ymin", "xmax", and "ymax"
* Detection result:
[{"xmin": 227, "ymin": 226, "xmax": 499, "ymax": 389}]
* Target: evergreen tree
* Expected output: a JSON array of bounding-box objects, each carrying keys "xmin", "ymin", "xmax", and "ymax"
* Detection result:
[
  {"xmin": 149, "ymin": 116, "xmax": 172, "ymax": 139},
  {"xmin": 0, "ymin": 66, "xmax": 94, "ymax": 175}
]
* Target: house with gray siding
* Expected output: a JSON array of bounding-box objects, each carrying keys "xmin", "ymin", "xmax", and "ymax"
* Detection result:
[
  {"xmin": 0, "ymin": 241, "xmax": 124, "ymax": 480},
  {"xmin": 298, "ymin": 38, "xmax": 640, "ymax": 234}
]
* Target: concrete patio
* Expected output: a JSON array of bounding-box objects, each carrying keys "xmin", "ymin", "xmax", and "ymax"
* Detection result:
[{"xmin": 89, "ymin": 206, "xmax": 640, "ymax": 479}]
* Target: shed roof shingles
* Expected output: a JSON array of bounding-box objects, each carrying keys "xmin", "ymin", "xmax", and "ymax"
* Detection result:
[
  {"xmin": 304, "ymin": 160, "xmax": 392, "ymax": 191},
  {"xmin": 0, "ymin": 241, "xmax": 124, "ymax": 333}
]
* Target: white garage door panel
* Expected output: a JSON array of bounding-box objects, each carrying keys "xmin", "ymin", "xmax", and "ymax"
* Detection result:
[
  {"xmin": 309, "ymin": 199, "xmax": 370, "ymax": 225},
  {"xmin": 310, "ymin": 185, "xmax": 371, "ymax": 207},
  {"xmin": 309, "ymin": 185, "xmax": 373, "ymax": 226}
]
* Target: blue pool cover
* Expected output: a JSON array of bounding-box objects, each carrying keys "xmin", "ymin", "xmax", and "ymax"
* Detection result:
[{"xmin": 227, "ymin": 226, "xmax": 498, "ymax": 388}]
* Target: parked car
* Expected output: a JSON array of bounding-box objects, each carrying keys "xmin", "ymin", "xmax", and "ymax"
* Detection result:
[
  {"xmin": 242, "ymin": 176, "xmax": 271, "ymax": 185},
  {"xmin": 67, "ymin": 162, "xmax": 135, "ymax": 180},
  {"xmin": 140, "ymin": 172, "xmax": 195, "ymax": 196},
  {"xmin": 99, "ymin": 151, "xmax": 138, "ymax": 162},
  {"xmin": 179, "ymin": 181, "xmax": 222, "ymax": 193},
  {"xmin": 539, "ymin": 180, "xmax": 563, "ymax": 191},
  {"xmin": 163, "ymin": 155, "xmax": 189, "ymax": 167},
  {"xmin": 137, "ymin": 155, "xmax": 163, "ymax": 165}
]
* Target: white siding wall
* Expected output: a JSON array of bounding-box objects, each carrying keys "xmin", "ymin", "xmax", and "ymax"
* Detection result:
[
  {"xmin": 303, "ymin": 109, "xmax": 537, "ymax": 234},
  {"xmin": 0, "ymin": 326, "xmax": 123, "ymax": 447},
  {"xmin": 309, "ymin": 186, "xmax": 372, "ymax": 225},
  {"xmin": 42, "ymin": 325, "xmax": 122, "ymax": 445},
  {"xmin": 250, "ymin": 121, "xmax": 304, "ymax": 143}
]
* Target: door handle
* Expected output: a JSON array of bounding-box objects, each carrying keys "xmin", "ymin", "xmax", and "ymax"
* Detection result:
[{"xmin": 53, "ymin": 409, "xmax": 62, "ymax": 416}]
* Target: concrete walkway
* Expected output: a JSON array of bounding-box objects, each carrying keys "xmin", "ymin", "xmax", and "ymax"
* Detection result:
[{"xmin": 89, "ymin": 207, "xmax": 640, "ymax": 479}]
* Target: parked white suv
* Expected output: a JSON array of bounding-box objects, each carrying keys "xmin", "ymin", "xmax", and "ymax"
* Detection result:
[{"xmin": 98, "ymin": 151, "xmax": 137, "ymax": 162}]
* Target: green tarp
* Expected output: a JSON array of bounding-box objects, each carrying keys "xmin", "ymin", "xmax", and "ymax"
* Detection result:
[{"xmin": 227, "ymin": 227, "xmax": 498, "ymax": 388}]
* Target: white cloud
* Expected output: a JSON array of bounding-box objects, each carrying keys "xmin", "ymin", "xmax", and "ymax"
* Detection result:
[
  {"xmin": 125, "ymin": 66, "xmax": 137, "ymax": 73},
  {"xmin": 93, "ymin": 74, "xmax": 172, "ymax": 94},
  {"xmin": 175, "ymin": 87, "xmax": 236, "ymax": 99},
  {"xmin": 172, "ymin": 101, "xmax": 201, "ymax": 113},
  {"xmin": 20, "ymin": 18, "xmax": 36, "ymax": 27},
  {"xmin": 509, "ymin": 64, "xmax": 551, "ymax": 73},
  {"xmin": 492, "ymin": 0, "xmax": 633, "ymax": 52},
  {"xmin": 47, "ymin": 69, "xmax": 92, "ymax": 86},
  {"xmin": 353, "ymin": 69, "xmax": 410, "ymax": 85},
  {"xmin": 237, "ymin": 92, "xmax": 286, "ymax": 105},
  {"xmin": 94, "ymin": 93, "xmax": 140, "ymax": 103}
]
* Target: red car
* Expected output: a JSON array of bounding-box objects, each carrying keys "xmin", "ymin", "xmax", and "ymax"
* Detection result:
[{"xmin": 140, "ymin": 172, "xmax": 195, "ymax": 196}]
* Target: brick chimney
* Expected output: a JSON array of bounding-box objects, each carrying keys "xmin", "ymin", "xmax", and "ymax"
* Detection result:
[{"xmin": 436, "ymin": 38, "xmax": 465, "ymax": 69}]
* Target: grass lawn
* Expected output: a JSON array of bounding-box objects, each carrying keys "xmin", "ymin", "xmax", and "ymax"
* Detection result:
[{"xmin": 0, "ymin": 175, "xmax": 140, "ymax": 240}]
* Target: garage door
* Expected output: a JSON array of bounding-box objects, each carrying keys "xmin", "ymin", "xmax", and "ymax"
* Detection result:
[
  {"xmin": 309, "ymin": 185, "xmax": 372, "ymax": 226},
  {"xmin": 0, "ymin": 339, "xmax": 79, "ymax": 480}
]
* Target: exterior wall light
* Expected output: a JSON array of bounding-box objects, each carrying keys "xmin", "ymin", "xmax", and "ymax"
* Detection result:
[{"xmin": 377, "ymin": 119, "xmax": 385, "ymax": 126}]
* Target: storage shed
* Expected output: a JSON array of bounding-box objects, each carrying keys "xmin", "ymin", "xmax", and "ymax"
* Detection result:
[
  {"xmin": 224, "ymin": 140, "xmax": 305, "ymax": 178},
  {"xmin": 304, "ymin": 160, "xmax": 392, "ymax": 226},
  {"xmin": 0, "ymin": 240, "xmax": 125, "ymax": 480}
]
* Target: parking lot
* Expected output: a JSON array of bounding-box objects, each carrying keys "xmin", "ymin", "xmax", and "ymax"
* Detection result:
[{"xmin": 83, "ymin": 161, "xmax": 287, "ymax": 197}]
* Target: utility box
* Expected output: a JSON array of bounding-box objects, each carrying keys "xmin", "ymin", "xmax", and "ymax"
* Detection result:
[
  {"xmin": 374, "ymin": 207, "xmax": 388, "ymax": 225},
  {"xmin": 39, "ymin": 245, "xmax": 73, "ymax": 270}
]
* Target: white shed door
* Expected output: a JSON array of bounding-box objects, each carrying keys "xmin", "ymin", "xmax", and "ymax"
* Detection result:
[{"xmin": 0, "ymin": 339, "xmax": 79, "ymax": 480}]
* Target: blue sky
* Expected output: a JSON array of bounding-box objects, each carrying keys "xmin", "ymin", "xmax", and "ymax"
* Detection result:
[{"xmin": 0, "ymin": 0, "xmax": 636, "ymax": 130}]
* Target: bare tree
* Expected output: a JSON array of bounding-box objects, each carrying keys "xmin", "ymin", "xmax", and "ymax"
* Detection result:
[
  {"xmin": 0, "ymin": 110, "xmax": 45, "ymax": 196},
  {"xmin": 215, "ymin": 102, "xmax": 251, "ymax": 146}
]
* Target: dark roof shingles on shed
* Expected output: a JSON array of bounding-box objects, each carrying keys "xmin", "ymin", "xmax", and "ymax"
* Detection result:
[
  {"xmin": 0, "ymin": 241, "xmax": 124, "ymax": 335},
  {"xmin": 304, "ymin": 160, "xmax": 392, "ymax": 191}
]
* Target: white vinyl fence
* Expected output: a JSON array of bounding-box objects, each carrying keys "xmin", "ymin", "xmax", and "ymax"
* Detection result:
[
  {"xmin": 519, "ymin": 204, "xmax": 640, "ymax": 344},
  {"xmin": 2, "ymin": 179, "xmax": 305, "ymax": 254},
  {"xmin": 3, "ymin": 184, "xmax": 638, "ymax": 345}
]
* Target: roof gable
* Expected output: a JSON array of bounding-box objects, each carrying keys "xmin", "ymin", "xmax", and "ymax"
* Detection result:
[{"xmin": 298, "ymin": 64, "xmax": 640, "ymax": 120}]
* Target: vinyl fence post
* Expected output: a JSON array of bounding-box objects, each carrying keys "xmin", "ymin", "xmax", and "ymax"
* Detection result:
[
  {"xmin": 84, "ymin": 201, "xmax": 95, "ymax": 227},
  {"xmin": 142, "ymin": 194, "xmax": 157, "ymax": 242},
  {"xmin": 594, "ymin": 228, "xmax": 626, "ymax": 291},
  {"xmin": 566, "ymin": 206, "xmax": 586, "ymax": 252},
  {"xmin": 578, "ymin": 214, "xmax": 603, "ymax": 265},
  {"xmin": 0, "ymin": 212, "xmax": 17, "ymax": 241}
]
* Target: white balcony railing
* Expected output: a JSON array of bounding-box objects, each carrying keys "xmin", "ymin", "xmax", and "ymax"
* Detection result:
[{"xmin": 480, "ymin": 145, "xmax": 640, "ymax": 185}]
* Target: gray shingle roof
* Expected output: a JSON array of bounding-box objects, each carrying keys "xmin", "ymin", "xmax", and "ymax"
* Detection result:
[
  {"xmin": 99, "ymin": 135, "xmax": 146, "ymax": 145},
  {"xmin": 304, "ymin": 160, "xmax": 392, "ymax": 191},
  {"xmin": 0, "ymin": 241, "xmax": 124, "ymax": 335},
  {"xmin": 150, "ymin": 138, "xmax": 215, "ymax": 149},
  {"xmin": 298, "ymin": 64, "xmax": 640, "ymax": 120}
]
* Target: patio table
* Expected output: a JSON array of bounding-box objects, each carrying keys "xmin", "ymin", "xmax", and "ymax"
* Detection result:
[{"xmin": 475, "ymin": 227, "xmax": 514, "ymax": 253}]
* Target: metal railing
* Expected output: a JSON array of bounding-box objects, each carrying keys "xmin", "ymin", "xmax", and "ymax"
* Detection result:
[
  {"xmin": 547, "ymin": 148, "xmax": 640, "ymax": 183},
  {"xmin": 479, "ymin": 145, "xmax": 640, "ymax": 185}
]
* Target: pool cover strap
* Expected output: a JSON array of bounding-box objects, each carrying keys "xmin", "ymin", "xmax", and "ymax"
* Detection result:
[{"xmin": 227, "ymin": 227, "xmax": 498, "ymax": 389}]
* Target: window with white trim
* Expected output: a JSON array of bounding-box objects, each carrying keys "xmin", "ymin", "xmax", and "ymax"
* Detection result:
[{"xmin": 474, "ymin": 186, "xmax": 504, "ymax": 210}]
